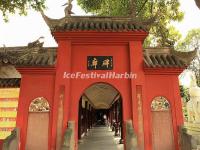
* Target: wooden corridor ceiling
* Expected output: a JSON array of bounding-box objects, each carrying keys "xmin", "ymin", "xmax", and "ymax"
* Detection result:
[{"xmin": 84, "ymin": 83, "xmax": 120, "ymax": 109}]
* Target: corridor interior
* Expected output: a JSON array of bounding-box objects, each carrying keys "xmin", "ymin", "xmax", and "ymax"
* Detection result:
[
  {"xmin": 78, "ymin": 83, "xmax": 124, "ymax": 150},
  {"xmin": 78, "ymin": 126, "xmax": 123, "ymax": 150}
]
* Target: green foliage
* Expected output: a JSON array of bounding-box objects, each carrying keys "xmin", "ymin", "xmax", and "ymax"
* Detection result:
[
  {"xmin": 0, "ymin": 0, "xmax": 46, "ymax": 21},
  {"xmin": 180, "ymin": 85, "xmax": 190, "ymax": 102},
  {"xmin": 146, "ymin": 25, "xmax": 182, "ymax": 47},
  {"xmin": 78, "ymin": 0, "xmax": 131, "ymax": 16},
  {"xmin": 177, "ymin": 28, "xmax": 200, "ymax": 87},
  {"xmin": 77, "ymin": 0, "xmax": 184, "ymax": 47},
  {"xmin": 177, "ymin": 28, "xmax": 200, "ymax": 50},
  {"xmin": 180, "ymin": 85, "xmax": 190, "ymax": 121}
]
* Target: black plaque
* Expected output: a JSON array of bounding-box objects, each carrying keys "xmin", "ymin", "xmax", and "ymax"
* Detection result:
[{"xmin": 87, "ymin": 56, "xmax": 113, "ymax": 70}]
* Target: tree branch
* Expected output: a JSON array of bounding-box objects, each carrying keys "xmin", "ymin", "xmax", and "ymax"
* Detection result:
[
  {"xmin": 129, "ymin": 0, "xmax": 137, "ymax": 19},
  {"xmin": 141, "ymin": 12, "xmax": 158, "ymax": 26},
  {"xmin": 150, "ymin": 0, "xmax": 154, "ymax": 14},
  {"xmin": 195, "ymin": 0, "xmax": 200, "ymax": 9},
  {"xmin": 136, "ymin": 0, "xmax": 148, "ymax": 16}
]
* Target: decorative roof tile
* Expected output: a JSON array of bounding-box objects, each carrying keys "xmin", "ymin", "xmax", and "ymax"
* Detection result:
[
  {"xmin": 41, "ymin": 14, "xmax": 147, "ymax": 32},
  {"xmin": 0, "ymin": 47, "xmax": 196, "ymax": 69},
  {"xmin": 0, "ymin": 78, "xmax": 20, "ymax": 88},
  {"xmin": 143, "ymin": 48, "xmax": 197, "ymax": 68},
  {"xmin": 0, "ymin": 46, "xmax": 56, "ymax": 67}
]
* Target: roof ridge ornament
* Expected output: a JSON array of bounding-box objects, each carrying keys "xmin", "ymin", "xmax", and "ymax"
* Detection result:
[
  {"xmin": 27, "ymin": 36, "xmax": 44, "ymax": 49},
  {"xmin": 40, "ymin": 11, "xmax": 70, "ymax": 31},
  {"xmin": 40, "ymin": 0, "xmax": 75, "ymax": 31},
  {"xmin": 39, "ymin": 0, "xmax": 149, "ymax": 32},
  {"xmin": 0, "ymin": 37, "xmax": 47, "ymax": 66},
  {"xmin": 171, "ymin": 48, "xmax": 197, "ymax": 65},
  {"xmin": 62, "ymin": 0, "xmax": 74, "ymax": 17},
  {"xmin": 1, "ymin": 44, "xmax": 9, "ymax": 64}
]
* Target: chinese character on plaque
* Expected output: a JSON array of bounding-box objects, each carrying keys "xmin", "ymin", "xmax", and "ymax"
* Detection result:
[{"xmin": 87, "ymin": 56, "xmax": 113, "ymax": 70}]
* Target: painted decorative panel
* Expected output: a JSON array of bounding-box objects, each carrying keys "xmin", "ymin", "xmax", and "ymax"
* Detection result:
[
  {"xmin": 29, "ymin": 97, "xmax": 50, "ymax": 112},
  {"xmin": 151, "ymin": 97, "xmax": 170, "ymax": 111},
  {"xmin": 151, "ymin": 97, "xmax": 174, "ymax": 150}
]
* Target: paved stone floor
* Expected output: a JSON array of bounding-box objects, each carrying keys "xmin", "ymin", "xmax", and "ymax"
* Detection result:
[{"xmin": 78, "ymin": 126, "xmax": 124, "ymax": 150}]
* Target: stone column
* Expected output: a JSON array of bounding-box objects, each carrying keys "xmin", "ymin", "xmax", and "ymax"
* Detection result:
[{"xmin": 119, "ymin": 98, "xmax": 124, "ymax": 144}]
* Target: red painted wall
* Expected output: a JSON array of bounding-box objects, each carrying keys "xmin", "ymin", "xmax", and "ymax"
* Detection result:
[
  {"xmin": 50, "ymin": 31, "xmax": 148, "ymax": 150},
  {"xmin": 13, "ymin": 30, "xmax": 184, "ymax": 150},
  {"xmin": 144, "ymin": 74, "xmax": 183, "ymax": 150},
  {"xmin": 0, "ymin": 140, "xmax": 2, "ymax": 149},
  {"xmin": 69, "ymin": 44, "xmax": 132, "ymax": 149},
  {"xmin": 16, "ymin": 71, "xmax": 55, "ymax": 150}
]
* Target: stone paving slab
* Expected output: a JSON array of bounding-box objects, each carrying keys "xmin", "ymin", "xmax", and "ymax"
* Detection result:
[{"xmin": 78, "ymin": 126, "xmax": 123, "ymax": 150}]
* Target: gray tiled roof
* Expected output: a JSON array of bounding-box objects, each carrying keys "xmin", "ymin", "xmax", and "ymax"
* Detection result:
[
  {"xmin": 0, "ymin": 78, "xmax": 20, "ymax": 87},
  {"xmin": 143, "ymin": 48, "xmax": 196, "ymax": 68},
  {"xmin": 41, "ymin": 14, "xmax": 147, "ymax": 32},
  {"xmin": 55, "ymin": 20, "xmax": 145, "ymax": 32},
  {"xmin": 0, "ymin": 47, "xmax": 196, "ymax": 87},
  {"xmin": 0, "ymin": 47, "xmax": 195, "ymax": 68},
  {"xmin": 0, "ymin": 47, "xmax": 56, "ymax": 67},
  {"xmin": 144, "ymin": 54, "xmax": 185, "ymax": 68},
  {"xmin": 144, "ymin": 51, "xmax": 185, "ymax": 68}
]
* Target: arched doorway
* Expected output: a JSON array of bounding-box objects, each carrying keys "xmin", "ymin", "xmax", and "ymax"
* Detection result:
[
  {"xmin": 25, "ymin": 97, "xmax": 50, "ymax": 150},
  {"xmin": 78, "ymin": 83, "xmax": 124, "ymax": 150},
  {"xmin": 151, "ymin": 96, "xmax": 175, "ymax": 150}
]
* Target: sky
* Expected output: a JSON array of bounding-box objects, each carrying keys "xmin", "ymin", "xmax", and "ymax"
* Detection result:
[{"xmin": 0, "ymin": 0, "xmax": 200, "ymax": 47}]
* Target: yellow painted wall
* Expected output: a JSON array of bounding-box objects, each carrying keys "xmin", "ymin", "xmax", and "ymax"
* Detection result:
[{"xmin": 0, "ymin": 88, "xmax": 19, "ymax": 139}]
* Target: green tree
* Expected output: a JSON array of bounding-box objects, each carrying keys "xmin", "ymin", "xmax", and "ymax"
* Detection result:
[
  {"xmin": 180, "ymin": 85, "xmax": 190, "ymax": 102},
  {"xmin": 0, "ymin": 0, "xmax": 46, "ymax": 21},
  {"xmin": 177, "ymin": 28, "xmax": 200, "ymax": 87},
  {"xmin": 77, "ymin": 0, "xmax": 184, "ymax": 47},
  {"xmin": 195, "ymin": 0, "xmax": 200, "ymax": 9},
  {"xmin": 179, "ymin": 85, "xmax": 190, "ymax": 121}
]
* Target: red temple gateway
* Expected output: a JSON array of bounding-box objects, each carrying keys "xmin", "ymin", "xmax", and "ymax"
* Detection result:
[{"xmin": 0, "ymin": 15, "xmax": 196, "ymax": 150}]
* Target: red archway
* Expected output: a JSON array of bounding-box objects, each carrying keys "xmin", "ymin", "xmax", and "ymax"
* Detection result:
[
  {"xmin": 77, "ymin": 82, "xmax": 124, "ymax": 149},
  {"xmin": 0, "ymin": 15, "xmax": 195, "ymax": 150}
]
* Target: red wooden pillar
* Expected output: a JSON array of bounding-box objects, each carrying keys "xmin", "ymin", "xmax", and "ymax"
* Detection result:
[
  {"xmin": 78, "ymin": 98, "xmax": 82, "ymax": 140},
  {"xmin": 172, "ymin": 75, "xmax": 184, "ymax": 150},
  {"xmin": 51, "ymin": 40, "xmax": 72, "ymax": 149},
  {"xmin": 115, "ymin": 100, "xmax": 120, "ymax": 136},
  {"xmin": 129, "ymin": 40, "xmax": 147, "ymax": 150},
  {"xmin": 91, "ymin": 108, "xmax": 94, "ymax": 127},
  {"xmin": 90, "ymin": 107, "xmax": 93, "ymax": 128},
  {"xmin": 112, "ymin": 103, "xmax": 116, "ymax": 131},
  {"xmin": 111, "ymin": 105, "xmax": 115, "ymax": 131},
  {"xmin": 119, "ymin": 98, "xmax": 124, "ymax": 144},
  {"xmin": 109, "ymin": 108, "xmax": 112, "ymax": 128},
  {"xmin": 84, "ymin": 101, "xmax": 88, "ymax": 134},
  {"xmin": 88, "ymin": 104, "xmax": 91, "ymax": 129},
  {"xmin": 16, "ymin": 76, "xmax": 29, "ymax": 150}
]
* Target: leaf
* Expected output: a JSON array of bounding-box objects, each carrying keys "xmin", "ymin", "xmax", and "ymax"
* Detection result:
[
  {"xmin": 0, "ymin": 0, "xmax": 46, "ymax": 21},
  {"xmin": 77, "ymin": 0, "xmax": 184, "ymax": 47}
]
